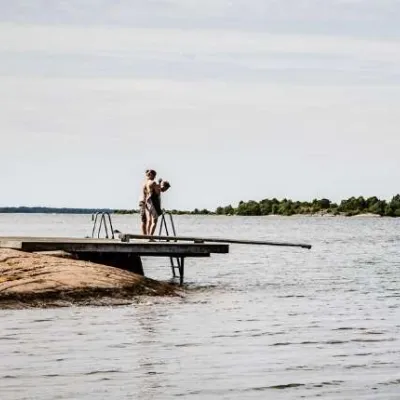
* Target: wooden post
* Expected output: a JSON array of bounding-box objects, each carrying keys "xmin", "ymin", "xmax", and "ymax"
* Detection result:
[{"xmin": 74, "ymin": 252, "xmax": 144, "ymax": 276}]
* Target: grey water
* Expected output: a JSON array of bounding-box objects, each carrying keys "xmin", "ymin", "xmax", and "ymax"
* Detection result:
[{"xmin": 1, "ymin": 214, "xmax": 400, "ymax": 399}]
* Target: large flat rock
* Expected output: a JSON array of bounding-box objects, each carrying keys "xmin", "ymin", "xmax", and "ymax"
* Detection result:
[{"xmin": 0, "ymin": 249, "xmax": 180, "ymax": 309}]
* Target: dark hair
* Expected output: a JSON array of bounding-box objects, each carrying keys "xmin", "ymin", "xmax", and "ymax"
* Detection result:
[{"xmin": 148, "ymin": 169, "xmax": 156, "ymax": 176}]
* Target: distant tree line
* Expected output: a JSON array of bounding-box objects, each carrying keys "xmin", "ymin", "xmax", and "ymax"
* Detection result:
[
  {"xmin": 106, "ymin": 208, "xmax": 213, "ymax": 215},
  {"xmin": 215, "ymin": 195, "xmax": 400, "ymax": 217},
  {"xmin": 2, "ymin": 195, "xmax": 400, "ymax": 217},
  {"xmin": 0, "ymin": 206, "xmax": 212, "ymax": 216},
  {"xmin": 0, "ymin": 207, "xmax": 113, "ymax": 214}
]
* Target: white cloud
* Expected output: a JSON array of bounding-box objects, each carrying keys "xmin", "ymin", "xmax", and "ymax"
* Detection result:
[
  {"xmin": 1, "ymin": 0, "xmax": 399, "ymax": 35},
  {"xmin": 1, "ymin": 23, "xmax": 399, "ymax": 62},
  {"xmin": 1, "ymin": 23, "xmax": 399, "ymax": 87}
]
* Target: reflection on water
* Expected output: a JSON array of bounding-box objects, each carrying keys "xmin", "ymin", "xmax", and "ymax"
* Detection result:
[{"xmin": 1, "ymin": 214, "xmax": 400, "ymax": 399}]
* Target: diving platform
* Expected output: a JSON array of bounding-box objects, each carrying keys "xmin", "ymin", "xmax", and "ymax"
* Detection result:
[
  {"xmin": 0, "ymin": 211, "xmax": 312, "ymax": 285},
  {"xmin": 0, "ymin": 236, "xmax": 229, "ymax": 285}
]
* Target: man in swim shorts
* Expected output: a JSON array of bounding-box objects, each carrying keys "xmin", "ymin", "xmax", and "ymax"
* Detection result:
[
  {"xmin": 139, "ymin": 170, "xmax": 150, "ymax": 235},
  {"xmin": 145, "ymin": 169, "xmax": 170, "ymax": 236}
]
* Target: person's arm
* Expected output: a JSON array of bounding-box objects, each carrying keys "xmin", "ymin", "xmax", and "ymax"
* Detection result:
[{"xmin": 139, "ymin": 184, "xmax": 146, "ymax": 206}]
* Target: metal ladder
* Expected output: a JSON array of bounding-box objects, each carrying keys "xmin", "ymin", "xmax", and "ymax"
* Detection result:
[
  {"xmin": 91, "ymin": 211, "xmax": 115, "ymax": 239},
  {"xmin": 158, "ymin": 210, "xmax": 183, "ymax": 280}
]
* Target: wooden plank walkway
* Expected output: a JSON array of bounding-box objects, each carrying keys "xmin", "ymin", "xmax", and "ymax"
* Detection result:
[
  {"xmin": 0, "ymin": 236, "xmax": 228, "ymax": 256},
  {"xmin": 0, "ymin": 236, "xmax": 230, "ymax": 285}
]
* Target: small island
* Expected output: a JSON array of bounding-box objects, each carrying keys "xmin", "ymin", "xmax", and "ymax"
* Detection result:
[{"xmin": 213, "ymin": 194, "xmax": 400, "ymax": 217}]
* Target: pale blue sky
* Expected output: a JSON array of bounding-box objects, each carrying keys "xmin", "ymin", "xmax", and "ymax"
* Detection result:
[{"xmin": 0, "ymin": 1, "xmax": 399, "ymax": 210}]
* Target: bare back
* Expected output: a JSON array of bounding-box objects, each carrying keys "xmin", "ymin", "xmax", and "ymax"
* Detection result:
[{"xmin": 146, "ymin": 179, "xmax": 161, "ymax": 196}]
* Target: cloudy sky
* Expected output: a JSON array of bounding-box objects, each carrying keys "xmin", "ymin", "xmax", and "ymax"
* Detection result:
[{"xmin": 0, "ymin": 1, "xmax": 399, "ymax": 210}]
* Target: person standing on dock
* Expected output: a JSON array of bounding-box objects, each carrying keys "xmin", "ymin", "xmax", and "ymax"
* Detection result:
[
  {"xmin": 139, "ymin": 170, "xmax": 151, "ymax": 235},
  {"xmin": 145, "ymin": 169, "xmax": 170, "ymax": 236}
]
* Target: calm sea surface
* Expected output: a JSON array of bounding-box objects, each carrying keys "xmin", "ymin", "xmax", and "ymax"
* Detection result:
[{"xmin": 0, "ymin": 214, "xmax": 399, "ymax": 399}]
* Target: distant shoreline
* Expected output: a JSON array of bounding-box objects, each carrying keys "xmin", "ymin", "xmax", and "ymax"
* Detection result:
[
  {"xmin": 0, "ymin": 208, "xmax": 388, "ymax": 218},
  {"xmin": 0, "ymin": 207, "xmax": 114, "ymax": 215},
  {"xmin": 1, "ymin": 195, "xmax": 400, "ymax": 217}
]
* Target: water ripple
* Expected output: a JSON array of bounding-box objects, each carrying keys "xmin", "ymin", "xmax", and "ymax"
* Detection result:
[{"xmin": 1, "ymin": 214, "xmax": 400, "ymax": 399}]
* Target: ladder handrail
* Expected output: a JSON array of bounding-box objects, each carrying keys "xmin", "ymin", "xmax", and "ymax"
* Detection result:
[
  {"xmin": 91, "ymin": 211, "xmax": 115, "ymax": 239},
  {"xmin": 158, "ymin": 210, "xmax": 181, "ymax": 277},
  {"xmin": 158, "ymin": 210, "xmax": 177, "ymax": 238}
]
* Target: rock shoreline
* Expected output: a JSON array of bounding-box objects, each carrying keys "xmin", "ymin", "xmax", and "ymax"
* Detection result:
[{"xmin": 0, "ymin": 249, "xmax": 181, "ymax": 310}]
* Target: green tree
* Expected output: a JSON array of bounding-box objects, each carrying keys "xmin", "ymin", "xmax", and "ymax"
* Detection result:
[
  {"xmin": 318, "ymin": 198, "xmax": 331, "ymax": 209},
  {"xmin": 236, "ymin": 200, "xmax": 261, "ymax": 216},
  {"xmin": 223, "ymin": 205, "xmax": 235, "ymax": 215},
  {"xmin": 259, "ymin": 199, "xmax": 273, "ymax": 215},
  {"xmin": 385, "ymin": 194, "xmax": 400, "ymax": 216}
]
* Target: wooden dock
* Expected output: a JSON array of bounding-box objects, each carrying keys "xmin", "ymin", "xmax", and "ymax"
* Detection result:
[{"xmin": 0, "ymin": 236, "xmax": 229, "ymax": 285}]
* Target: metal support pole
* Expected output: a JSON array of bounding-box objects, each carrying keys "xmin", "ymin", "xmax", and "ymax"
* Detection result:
[
  {"xmin": 106, "ymin": 213, "xmax": 115, "ymax": 239},
  {"xmin": 103, "ymin": 215, "xmax": 109, "ymax": 239},
  {"xmin": 178, "ymin": 257, "xmax": 185, "ymax": 286},
  {"xmin": 171, "ymin": 261, "xmax": 177, "ymax": 277},
  {"xmin": 91, "ymin": 212, "xmax": 100, "ymax": 238},
  {"xmin": 98, "ymin": 215, "xmax": 104, "ymax": 238},
  {"xmin": 162, "ymin": 215, "xmax": 170, "ymax": 236},
  {"xmin": 168, "ymin": 213, "xmax": 177, "ymax": 236}
]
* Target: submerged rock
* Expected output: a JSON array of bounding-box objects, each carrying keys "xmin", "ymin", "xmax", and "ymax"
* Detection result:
[{"xmin": 0, "ymin": 249, "xmax": 180, "ymax": 309}]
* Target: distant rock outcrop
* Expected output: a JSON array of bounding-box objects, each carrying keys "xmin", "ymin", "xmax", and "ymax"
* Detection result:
[{"xmin": 0, "ymin": 249, "xmax": 180, "ymax": 309}]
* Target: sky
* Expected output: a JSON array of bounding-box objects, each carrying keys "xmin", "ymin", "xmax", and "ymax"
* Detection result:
[{"xmin": 0, "ymin": 0, "xmax": 399, "ymax": 210}]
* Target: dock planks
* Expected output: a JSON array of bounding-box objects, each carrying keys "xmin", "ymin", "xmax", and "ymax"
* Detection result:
[
  {"xmin": 0, "ymin": 237, "xmax": 229, "ymax": 257},
  {"xmin": 0, "ymin": 236, "xmax": 229, "ymax": 285}
]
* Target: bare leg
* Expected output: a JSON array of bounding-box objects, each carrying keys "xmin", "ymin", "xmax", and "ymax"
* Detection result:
[
  {"xmin": 140, "ymin": 204, "xmax": 147, "ymax": 235},
  {"xmin": 141, "ymin": 221, "xmax": 147, "ymax": 235},
  {"xmin": 149, "ymin": 217, "xmax": 158, "ymax": 236},
  {"xmin": 144, "ymin": 209, "xmax": 153, "ymax": 236}
]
